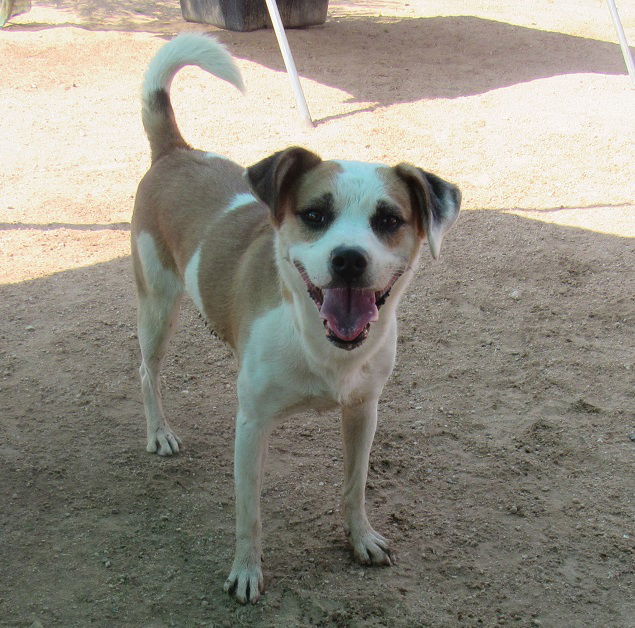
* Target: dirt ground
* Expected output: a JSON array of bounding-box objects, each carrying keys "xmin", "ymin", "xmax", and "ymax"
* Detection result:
[{"xmin": 1, "ymin": 1, "xmax": 634, "ymax": 626}]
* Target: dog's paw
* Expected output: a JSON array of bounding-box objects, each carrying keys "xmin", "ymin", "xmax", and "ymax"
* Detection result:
[
  {"xmin": 146, "ymin": 426, "xmax": 181, "ymax": 456},
  {"xmin": 224, "ymin": 562, "xmax": 264, "ymax": 604},
  {"xmin": 349, "ymin": 527, "xmax": 394, "ymax": 566}
]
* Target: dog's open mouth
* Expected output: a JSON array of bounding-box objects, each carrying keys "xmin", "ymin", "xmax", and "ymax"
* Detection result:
[{"xmin": 294, "ymin": 263, "xmax": 400, "ymax": 350}]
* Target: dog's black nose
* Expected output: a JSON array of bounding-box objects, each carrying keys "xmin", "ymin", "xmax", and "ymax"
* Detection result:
[{"xmin": 330, "ymin": 246, "xmax": 369, "ymax": 283}]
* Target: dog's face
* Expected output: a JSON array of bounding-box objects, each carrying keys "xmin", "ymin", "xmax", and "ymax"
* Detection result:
[{"xmin": 247, "ymin": 147, "xmax": 461, "ymax": 350}]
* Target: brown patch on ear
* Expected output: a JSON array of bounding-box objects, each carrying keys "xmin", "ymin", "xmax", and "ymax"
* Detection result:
[
  {"xmin": 245, "ymin": 147, "xmax": 322, "ymax": 225},
  {"xmin": 378, "ymin": 167, "xmax": 417, "ymax": 225},
  {"xmin": 394, "ymin": 164, "xmax": 461, "ymax": 260},
  {"xmin": 393, "ymin": 164, "xmax": 434, "ymax": 238}
]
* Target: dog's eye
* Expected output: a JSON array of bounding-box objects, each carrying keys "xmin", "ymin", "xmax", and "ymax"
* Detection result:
[
  {"xmin": 372, "ymin": 212, "xmax": 404, "ymax": 234},
  {"xmin": 300, "ymin": 208, "xmax": 332, "ymax": 229}
]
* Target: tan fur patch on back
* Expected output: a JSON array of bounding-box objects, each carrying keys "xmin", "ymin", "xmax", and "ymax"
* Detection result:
[{"xmin": 132, "ymin": 149, "xmax": 281, "ymax": 350}]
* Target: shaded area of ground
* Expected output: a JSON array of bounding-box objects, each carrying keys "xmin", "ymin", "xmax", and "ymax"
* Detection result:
[{"xmin": 1, "ymin": 211, "xmax": 633, "ymax": 626}]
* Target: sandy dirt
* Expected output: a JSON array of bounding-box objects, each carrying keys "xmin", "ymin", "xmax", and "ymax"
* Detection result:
[{"xmin": 1, "ymin": 1, "xmax": 634, "ymax": 625}]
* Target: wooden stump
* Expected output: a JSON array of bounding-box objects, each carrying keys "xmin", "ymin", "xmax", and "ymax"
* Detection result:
[{"xmin": 180, "ymin": 0, "xmax": 329, "ymax": 32}]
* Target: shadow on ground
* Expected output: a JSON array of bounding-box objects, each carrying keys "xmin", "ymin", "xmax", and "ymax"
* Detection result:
[
  {"xmin": 4, "ymin": 4, "xmax": 632, "ymax": 102},
  {"xmin": 1, "ymin": 211, "xmax": 633, "ymax": 626}
]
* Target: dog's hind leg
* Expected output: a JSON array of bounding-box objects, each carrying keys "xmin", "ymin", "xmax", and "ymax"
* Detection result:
[
  {"xmin": 341, "ymin": 399, "xmax": 393, "ymax": 566},
  {"xmin": 133, "ymin": 233, "xmax": 184, "ymax": 456}
]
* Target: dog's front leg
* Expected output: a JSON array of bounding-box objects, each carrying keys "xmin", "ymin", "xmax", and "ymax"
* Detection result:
[
  {"xmin": 224, "ymin": 409, "xmax": 270, "ymax": 604},
  {"xmin": 341, "ymin": 399, "xmax": 393, "ymax": 566}
]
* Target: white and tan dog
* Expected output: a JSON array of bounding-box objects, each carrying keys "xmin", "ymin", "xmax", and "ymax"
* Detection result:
[{"xmin": 132, "ymin": 34, "xmax": 461, "ymax": 604}]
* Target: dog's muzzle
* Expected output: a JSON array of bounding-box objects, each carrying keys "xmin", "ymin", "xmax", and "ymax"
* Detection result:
[{"xmin": 294, "ymin": 262, "xmax": 400, "ymax": 350}]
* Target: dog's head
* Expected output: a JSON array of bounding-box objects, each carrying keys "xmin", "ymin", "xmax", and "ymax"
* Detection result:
[{"xmin": 246, "ymin": 147, "xmax": 461, "ymax": 351}]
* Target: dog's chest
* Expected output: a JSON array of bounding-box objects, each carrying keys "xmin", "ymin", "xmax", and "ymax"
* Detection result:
[
  {"xmin": 302, "ymin": 355, "xmax": 380, "ymax": 408},
  {"xmin": 240, "ymin": 304, "xmax": 382, "ymax": 416}
]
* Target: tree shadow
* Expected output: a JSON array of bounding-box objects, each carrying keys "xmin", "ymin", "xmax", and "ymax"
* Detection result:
[
  {"xmin": 4, "ymin": 7, "xmax": 631, "ymax": 102},
  {"xmin": 218, "ymin": 15, "xmax": 632, "ymax": 102}
]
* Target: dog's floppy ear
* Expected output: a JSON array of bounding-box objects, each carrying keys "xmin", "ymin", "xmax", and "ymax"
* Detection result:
[
  {"xmin": 395, "ymin": 164, "xmax": 461, "ymax": 260},
  {"xmin": 246, "ymin": 147, "xmax": 322, "ymax": 225}
]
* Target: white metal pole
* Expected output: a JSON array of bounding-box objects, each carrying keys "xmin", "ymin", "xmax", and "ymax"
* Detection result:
[
  {"xmin": 264, "ymin": 0, "xmax": 314, "ymax": 127},
  {"xmin": 607, "ymin": 0, "xmax": 635, "ymax": 83}
]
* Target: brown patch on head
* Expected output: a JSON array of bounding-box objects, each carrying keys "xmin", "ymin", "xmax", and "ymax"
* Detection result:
[
  {"xmin": 378, "ymin": 166, "xmax": 424, "ymax": 238},
  {"xmin": 293, "ymin": 161, "xmax": 344, "ymax": 209},
  {"xmin": 246, "ymin": 147, "xmax": 323, "ymax": 226},
  {"xmin": 373, "ymin": 167, "xmax": 425, "ymax": 261},
  {"xmin": 275, "ymin": 161, "xmax": 344, "ymax": 246}
]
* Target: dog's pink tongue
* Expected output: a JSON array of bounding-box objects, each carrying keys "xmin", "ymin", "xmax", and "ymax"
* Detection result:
[{"xmin": 320, "ymin": 288, "xmax": 378, "ymax": 341}]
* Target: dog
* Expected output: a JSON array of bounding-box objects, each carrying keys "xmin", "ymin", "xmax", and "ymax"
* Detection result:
[{"xmin": 131, "ymin": 33, "xmax": 461, "ymax": 604}]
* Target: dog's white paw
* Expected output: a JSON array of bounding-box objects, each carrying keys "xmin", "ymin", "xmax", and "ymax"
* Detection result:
[
  {"xmin": 224, "ymin": 561, "xmax": 264, "ymax": 604},
  {"xmin": 349, "ymin": 527, "xmax": 393, "ymax": 566},
  {"xmin": 146, "ymin": 426, "xmax": 182, "ymax": 456}
]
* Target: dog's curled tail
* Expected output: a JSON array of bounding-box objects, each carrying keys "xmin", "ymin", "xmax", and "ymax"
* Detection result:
[{"xmin": 142, "ymin": 33, "xmax": 244, "ymax": 163}]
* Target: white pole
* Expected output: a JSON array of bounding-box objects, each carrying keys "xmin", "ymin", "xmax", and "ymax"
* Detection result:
[
  {"xmin": 264, "ymin": 0, "xmax": 314, "ymax": 127},
  {"xmin": 607, "ymin": 0, "xmax": 635, "ymax": 83}
]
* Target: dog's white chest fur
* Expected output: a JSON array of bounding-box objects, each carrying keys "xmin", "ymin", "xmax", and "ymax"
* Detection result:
[{"xmin": 236, "ymin": 301, "xmax": 397, "ymax": 420}]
